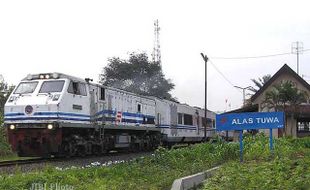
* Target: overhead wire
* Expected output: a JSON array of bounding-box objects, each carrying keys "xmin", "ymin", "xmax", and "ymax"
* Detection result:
[
  {"xmin": 205, "ymin": 48, "xmax": 310, "ymax": 107},
  {"xmin": 210, "ymin": 49, "xmax": 310, "ymax": 60},
  {"xmin": 207, "ymin": 58, "xmax": 242, "ymax": 92},
  {"xmin": 206, "ymin": 48, "xmax": 310, "ymax": 93}
]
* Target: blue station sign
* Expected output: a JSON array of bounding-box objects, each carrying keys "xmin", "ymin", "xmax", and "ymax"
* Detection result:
[{"xmin": 216, "ymin": 112, "xmax": 284, "ymax": 131}]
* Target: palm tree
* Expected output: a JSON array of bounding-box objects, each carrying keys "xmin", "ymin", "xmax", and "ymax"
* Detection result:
[
  {"xmin": 262, "ymin": 80, "xmax": 309, "ymax": 136},
  {"xmin": 263, "ymin": 83, "xmax": 281, "ymax": 111},
  {"xmin": 249, "ymin": 74, "xmax": 272, "ymax": 93}
]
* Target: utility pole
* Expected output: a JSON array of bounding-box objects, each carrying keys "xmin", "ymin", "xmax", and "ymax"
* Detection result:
[
  {"xmin": 234, "ymin": 86, "xmax": 252, "ymax": 106},
  {"xmin": 200, "ymin": 53, "xmax": 208, "ymax": 141},
  {"xmin": 291, "ymin": 41, "xmax": 303, "ymax": 75}
]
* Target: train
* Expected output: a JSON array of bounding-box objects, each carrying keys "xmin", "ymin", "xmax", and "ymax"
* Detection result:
[{"xmin": 3, "ymin": 73, "xmax": 216, "ymax": 157}]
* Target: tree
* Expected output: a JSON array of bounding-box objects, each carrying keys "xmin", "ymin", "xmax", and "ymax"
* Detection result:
[
  {"xmin": 0, "ymin": 75, "xmax": 14, "ymax": 114},
  {"xmin": 100, "ymin": 52, "xmax": 175, "ymax": 100},
  {"xmin": 263, "ymin": 81, "xmax": 308, "ymax": 110},
  {"xmin": 262, "ymin": 80, "xmax": 308, "ymax": 136},
  {"xmin": 0, "ymin": 76, "xmax": 8, "ymax": 114},
  {"xmin": 249, "ymin": 74, "xmax": 272, "ymax": 93},
  {"xmin": 263, "ymin": 83, "xmax": 282, "ymax": 111}
]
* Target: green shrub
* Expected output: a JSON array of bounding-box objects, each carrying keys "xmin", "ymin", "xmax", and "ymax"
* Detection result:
[
  {"xmin": 0, "ymin": 114, "xmax": 13, "ymax": 156},
  {"xmin": 203, "ymin": 137, "xmax": 310, "ymax": 190}
]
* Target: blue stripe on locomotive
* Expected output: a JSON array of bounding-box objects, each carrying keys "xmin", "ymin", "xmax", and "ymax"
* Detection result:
[
  {"xmin": 4, "ymin": 110, "xmax": 153, "ymax": 124},
  {"xmin": 4, "ymin": 110, "xmax": 199, "ymax": 130}
]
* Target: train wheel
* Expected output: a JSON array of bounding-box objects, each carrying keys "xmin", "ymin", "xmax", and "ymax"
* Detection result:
[
  {"xmin": 92, "ymin": 145, "xmax": 102, "ymax": 156},
  {"xmin": 62, "ymin": 142, "xmax": 76, "ymax": 157},
  {"xmin": 77, "ymin": 145, "xmax": 86, "ymax": 157},
  {"xmin": 129, "ymin": 143, "xmax": 139, "ymax": 152}
]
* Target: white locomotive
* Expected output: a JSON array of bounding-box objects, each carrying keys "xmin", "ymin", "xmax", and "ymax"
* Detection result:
[{"xmin": 4, "ymin": 73, "xmax": 215, "ymax": 156}]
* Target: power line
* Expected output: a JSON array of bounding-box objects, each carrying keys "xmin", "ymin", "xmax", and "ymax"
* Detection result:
[
  {"xmin": 206, "ymin": 48, "xmax": 310, "ymax": 93},
  {"xmin": 210, "ymin": 49, "xmax": 310, "ymax": 60},
  {"xmin": 208, "ymin": 59, "xmax": 241, "ymax": 92}
]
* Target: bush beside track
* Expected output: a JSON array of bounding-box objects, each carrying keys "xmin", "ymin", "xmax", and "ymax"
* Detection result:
[
  {"xmin": 0, "ymin": 133, "xmax": 309, "ymax": 190},
  {"xmin": 0, "ymin": 115, "xmax": 14, "ymax": 158}
]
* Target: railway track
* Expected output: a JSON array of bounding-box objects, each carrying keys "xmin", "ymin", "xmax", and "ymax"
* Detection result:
[
  {"xmin": 0, "ymin": 151, "xmax": 153, "ymax": 170},
  {"xmin": 0, "ymin": 157, "xmax": 59, "ymax": 168},
  {"xmin": 0, "ymin": 144, "xmax": 197, "ymax": 169}
]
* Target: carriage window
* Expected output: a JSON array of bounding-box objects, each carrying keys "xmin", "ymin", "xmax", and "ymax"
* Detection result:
[
  {"xmin": 202, "ymin": 117, "xmax": 207, "ymax": 127},
  {"xmin": 157, "ymin": 113, "xmax": 161, "ymax": 125},
  {"xmin": 147, "ymin": 117, "xmax": 155, "ymax": 124},
  {"xmin": 184, "ymin": 114, "xmax": 193, "ymax": 125},
  {"xmin": 143, "ymin": 116, "xmax": 155, "ymax": 124},
  {"xmin": 68, "ymin": 81, "xmax": 87, "ymax": 96},
  {"xmin": 100, "ymin": 87, "xmax": 105, "ymax": 100},
  {"xmin": 14, "ymin": 82, "xmax": 38, "ymax": 94},
  {"xmin": 202, "ymin": 117, "xmax": 212, "ymax": 128},
  {"xmin": 137, "ymin": 104, "xmax": 141, "ymax": 112},
  {"xmin": 178, "ymin": 113, "xmax": 183, "ymax": 124},
  {"xmin": 39, "ymin": 80, "xmax": 65, "ymax": 93}
]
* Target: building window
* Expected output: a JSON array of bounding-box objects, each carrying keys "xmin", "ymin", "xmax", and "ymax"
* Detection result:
[
  {"xmin": 100, "ymin": 87, "xmax": 105, "ymax": 100},
  {"xmin": 298, "ymin": 121, "xmax": 310, "ymax": 132}
]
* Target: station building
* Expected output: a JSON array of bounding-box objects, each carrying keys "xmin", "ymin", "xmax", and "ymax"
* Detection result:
[{"xmin": 231, "ymin": 64, "xmax": 310, "ymax": 138}]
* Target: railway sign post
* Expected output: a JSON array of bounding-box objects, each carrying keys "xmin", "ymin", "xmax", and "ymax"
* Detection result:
[{"xmin": 216, "ymin": 112, "xmax": 284, "ymax": 162}]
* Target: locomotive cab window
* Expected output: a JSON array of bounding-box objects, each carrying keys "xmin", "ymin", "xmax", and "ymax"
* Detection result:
[
  {"xmin": 99, "ymin": 87, "xmax": 105, "ymax": 100},
  {"xmin": 14, "ymin": 82, "xmax": 38, "ymax": 94},
  {"xmin": 39, "ymin": 80, "xmax": 65, "ymax": 93},
  {"xmin": 68, "ymin": 81, "xmax": 87, "ymax": 96}
]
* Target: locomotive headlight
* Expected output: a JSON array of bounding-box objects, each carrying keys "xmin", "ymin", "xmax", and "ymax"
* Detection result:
[
  {"xmin": 39, "ymin": 75, "xmax": 44, "ymax": 79},
  {"xmin": 27, "ymin": 74, "xmax": 33, "ymax": 80},
  {"xmin": 52, "ymin": 94, "xmax": 60, "ymax": 101},
  {"xmin": 9, "ymin": 124, "xmax": 15, "ymax": 130},
  {"xmin": 47, "ymin": 124, "xmax": 53, "ymax": 130},
  {"xmin": 45, "ymin": 74, "xmax": 50, "ymax": 79},
  {"xmin": 52, "ymin": 73, "xmax": 59, "ymax": 79}
]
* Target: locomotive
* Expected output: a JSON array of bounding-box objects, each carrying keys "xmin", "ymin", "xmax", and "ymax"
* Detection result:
[{"xmin": 4, "ymin": 73, "xmax": 216, "ymax": 157}]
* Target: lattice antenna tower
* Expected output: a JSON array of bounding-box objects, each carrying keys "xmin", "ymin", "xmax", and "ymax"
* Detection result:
[{"xmin": 152, "ymin": 19, "xmax": 161, "ymax": 65}]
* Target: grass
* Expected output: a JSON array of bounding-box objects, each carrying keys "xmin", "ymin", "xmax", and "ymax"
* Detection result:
[
  {"xmin": 202, "ymin": 135, "xmax": 310, "ymax": 190},
  {"xmin": 0, "ymin": 118, "xmax": 309, "ymax": 190},
  {"xmin": 0, "ymin": 141, "xmax": 239, "ymax": 190}
]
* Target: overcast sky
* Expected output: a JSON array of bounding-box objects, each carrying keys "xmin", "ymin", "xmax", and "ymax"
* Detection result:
[{"xmin": 0, "ymin": 0, "xmax": 309, "ymax": 112}]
